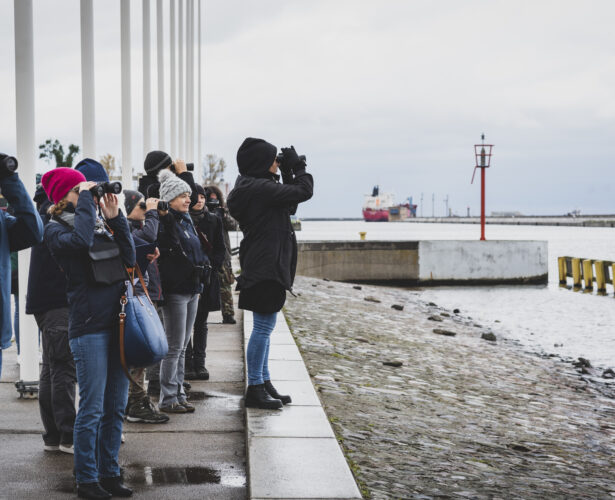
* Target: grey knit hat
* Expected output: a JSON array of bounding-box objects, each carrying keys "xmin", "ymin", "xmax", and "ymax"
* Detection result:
[{"xmin": 158, "ymin": 169, "xmax": 191, "ymax": 202}]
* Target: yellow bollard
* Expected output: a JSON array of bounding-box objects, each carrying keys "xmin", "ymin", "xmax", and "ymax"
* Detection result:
[
  {"xmin": 558, "ymin": 257, "xmax": 567, "ymax": 286},
  {"xmin": 595, "ymin": 261, "xmax": 607, "ymax": 295},
  {"xmin": 582, "ymin": 259, "xmax": 594, "ymax": 293},
  {"xmin": 359, "ymin": 232, "xmax": 366, "ymax": 241},
  {"xmin": 571, "ymin": 258, "xmax": 582, "ymax": 290}
]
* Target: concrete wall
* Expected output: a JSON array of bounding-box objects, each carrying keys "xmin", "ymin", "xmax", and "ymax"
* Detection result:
[
  {"xmin": 296, "ymin": 240, "xmax": 548, "ymax": 285},
  {"xmin": 418, "ymin": 240, "xmax": 548, "ymax": 284}
]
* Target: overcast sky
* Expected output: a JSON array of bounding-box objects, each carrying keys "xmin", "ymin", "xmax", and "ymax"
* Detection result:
[{"xmin": 1, "ymin": 0, "xmax": 614, "ymax": 217}]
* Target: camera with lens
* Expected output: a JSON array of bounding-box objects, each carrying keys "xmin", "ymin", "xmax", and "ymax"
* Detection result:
[
  {"xmin": 205, "ymin": 197, "xmax": 220, "ymax": 212},
  {"xmin": 171, "ymin": 162, "xmax": 194, "ymax": 173},
  {"xmin": 157, "ymin": 200, "xmax": 169, "ymax": 212},
  {"xmin": 90, "ymin": 181, "xmax": 122, "ymax": 199},
  {"xmin": 276, "ymin": 150, "xmax": 306, "ymax": 175},
  {"xmin": 0, "ymin": 154, "xmax": 18, "ymax": 179}
]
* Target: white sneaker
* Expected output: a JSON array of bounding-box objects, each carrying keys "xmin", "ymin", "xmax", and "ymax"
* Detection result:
[
  {"xmin": 44, "ymin": 444, "xmax": 59, "ymax": 452},
  {"xmin": 59, "ymin": 444, "xmax": 74, "ymax": 454},
  {"xmin": 121, "ymin": 433, "xmax": 126, "ymax": 443}
]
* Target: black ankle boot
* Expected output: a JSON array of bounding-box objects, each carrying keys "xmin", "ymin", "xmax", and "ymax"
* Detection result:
[
  {"xmin": 245, "ymin": 384, "xmax": 283, "ymax": 409},
  {"xmin": 99, "ymin": 476, "xmax": 133, "ymax": 497},
  {"xmin": 264, "ymin": 380, "xmax": 292, "ymax": 405},
  {"xmin": 76, "ymin": 482, "xmax": 112, "ymax": 499}
]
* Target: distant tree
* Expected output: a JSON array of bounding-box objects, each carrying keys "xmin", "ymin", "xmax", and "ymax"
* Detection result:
[
  {"xmin": 100, "ymin": 153, "xmax": 119, "ymax": 178},
  {"xmin": 203, "ymin": 154, "xmax": 226, "ymax": 186},
  {"xmin": 38, "ymin": 139, "xmax": 80, "ymax": 167}
]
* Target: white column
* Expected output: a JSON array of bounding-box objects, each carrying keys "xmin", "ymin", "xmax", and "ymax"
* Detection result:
[
  {"xmin": 178, "ymin": 0, "xmax": 184, "ymax": 159},
  {"xmin": 170, "ymin": 0, "xmax": 176, "ymax": 156},
  {"xmin": 80, "ymin": 0, "xmax": 96, "ymax": 159},
  {"xmin": 142, "ymin": 0, "xmax": 151, "ymax": 157},
  {"xmin": 156, "ymin": 0, "xmax": 165, "ymax": 150},
  {"xmin": 197, "ymin": 0, "xmax": 202, "ymax": 182},
  {"xmin": 121, "ymin": 0, "xmax": 132, "ymax": 188},
  {"xmin": 14, "ymin": 0, "xmax": 38, "ymax": 383},
  {"xmin": 186, "ymin": 0, "xmax": 193, "ymax": 164}
]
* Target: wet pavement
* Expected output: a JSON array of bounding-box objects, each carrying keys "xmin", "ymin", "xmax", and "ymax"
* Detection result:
[
  {"xmin": 284, "ymin": 276, "xmax": 615, "ymax": 500},
  {"xmin": 0, "ymin": 310, "xmax": 247, "ymax": 500}
]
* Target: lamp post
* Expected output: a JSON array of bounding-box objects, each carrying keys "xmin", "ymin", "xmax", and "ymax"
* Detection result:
[{"xmin": 471, "ymin": 134, "xmax": 493, "ymax": 241}]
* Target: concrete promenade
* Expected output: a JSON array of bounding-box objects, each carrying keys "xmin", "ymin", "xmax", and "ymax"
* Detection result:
[{"xmin": 0, "ymin": 310, "xmax": 247, "ymax": 499}]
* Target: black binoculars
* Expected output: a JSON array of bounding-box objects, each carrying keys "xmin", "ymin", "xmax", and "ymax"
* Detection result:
[
  {"xmin": 90, "ymin": 181, "xmax": 122, "ymax": 199},
  {"xmin": 0, "ymin": 154, "xmax": 18, "ymax": 179},
  {"xmin": 157, "ymin": 200, "xmax": 169, "ymax": 211}
]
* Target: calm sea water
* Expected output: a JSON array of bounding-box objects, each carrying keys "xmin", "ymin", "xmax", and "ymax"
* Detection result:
[{"xmin": 232, "ymin": 221, "xmax": 615, "ymax": 370}]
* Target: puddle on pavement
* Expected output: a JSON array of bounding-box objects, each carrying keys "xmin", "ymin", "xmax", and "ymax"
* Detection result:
[{"xmin": 125, "ymin": 466, "xmax": 245, "ymax": 488}]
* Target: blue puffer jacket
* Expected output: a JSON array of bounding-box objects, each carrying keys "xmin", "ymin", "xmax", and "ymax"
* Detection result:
[
  {"xmin": 44, "ymin": 191, "xmax": 136, "ymax": 339},
  {"xmin": 0, "ymin": 174, "xmax": 43, "ymax": 350}
]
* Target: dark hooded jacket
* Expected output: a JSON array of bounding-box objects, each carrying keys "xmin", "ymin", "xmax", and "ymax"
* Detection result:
[
  {"xmin": 25, "ymin": 188, "xmax": 69, "ymax": 315},
  {"xmin": 44, "ymin": 191, "xmax": 136, "ymax": 339},
  {"xmin": 226, "ymin": 138, "xmax": 313, "ymax": 312}
]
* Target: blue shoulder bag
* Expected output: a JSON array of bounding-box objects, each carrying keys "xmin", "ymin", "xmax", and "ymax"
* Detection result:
[{"xmin": 119, "ymin": 265, "xmax": 168, "ymax": 382}]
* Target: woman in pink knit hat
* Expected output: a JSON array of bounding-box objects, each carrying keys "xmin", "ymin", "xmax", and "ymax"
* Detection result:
[{"xmin": 42, "ymin": 167, "xmax": 136, "ymax": 499}]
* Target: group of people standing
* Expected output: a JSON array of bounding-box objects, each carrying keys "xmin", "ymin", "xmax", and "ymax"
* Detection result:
[{"xmin": 0, "ymin": 136, "xmax": 313, "ymax": 499}]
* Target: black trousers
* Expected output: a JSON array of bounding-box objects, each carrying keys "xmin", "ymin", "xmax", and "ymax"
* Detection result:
[
  {"xmin": 185, "ymin": 294, "xmax": 209, "ymax": 370},
  {"xmin": 35, "ymin": 308, "xmax": 76, "ymax": 446}
]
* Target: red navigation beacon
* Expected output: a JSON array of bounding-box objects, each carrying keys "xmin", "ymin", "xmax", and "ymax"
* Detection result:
[{"xmin": 471, "ymin": 134, "xmax": 494, "ymax": 241}]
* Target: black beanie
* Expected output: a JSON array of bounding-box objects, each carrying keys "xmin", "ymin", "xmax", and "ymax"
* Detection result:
[
  {"xmin": 124, "ymin": 190, "xmax": 143, "ymax": 216},
  {"xmin": 144, "ymin": 150, "xmax": 172, "ymax": 176},
  {"xmin": 236, "ymin": 138, "xmax": 277, "ymax": 177}
]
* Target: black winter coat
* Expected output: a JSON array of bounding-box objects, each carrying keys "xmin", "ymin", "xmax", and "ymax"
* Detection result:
[
  {"xmin": 44, "ymin": 192, "xmax": 136, "ymax": 339},
  {"xmin": 227, "ymin": 171, "xmax": 313, "ymax": 302},
  {"xmin": 128, "ymin": 211, "xmax": 163, "ymax": 301},
  {"xmin": 26, "ymin": 200, "xmax": 68, "ymax": 315}
]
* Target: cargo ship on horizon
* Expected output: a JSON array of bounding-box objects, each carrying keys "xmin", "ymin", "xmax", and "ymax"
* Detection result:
[{"xmin": 362, "ymin": 186, "xmax": 417, "ymax": 222}]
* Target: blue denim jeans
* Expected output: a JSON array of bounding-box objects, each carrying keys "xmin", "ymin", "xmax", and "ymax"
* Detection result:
[
  {"xmin": 159, "ymin": 294, "xmax": 199, "ymax": 407},
  {"xmin": 69, "ymin": 332, "xmax": 129, "ymax": 485},
  {"xmin": 246, "ymin": 312, "xmax": 278, "ymax": 386}
]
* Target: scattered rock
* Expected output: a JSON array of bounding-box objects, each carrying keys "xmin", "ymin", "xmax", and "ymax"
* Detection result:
[
  {"xmin": 327, "ymin": 285, "xmax": 334, "ymax": 289},
  {"xmin": 554, "ymin": 343, "xmax": 563, "ymax": 348},
  {"xmin": 428, "ymin": 315, "xmax": 443, "ymax": 322},
  {"xmin": 473, "ymin": 323, "xmax": 482, "ymax": 328},
  {"xmin": 602, "ymin": 368, "xmax": 615, "ymax": 379},
  {"xmin": 453, "ymin": 308, "xmax": 460, "ymax": 314},
  {"xmin": 573, "ymin": 357, "xmax": 592, "ymax": 368},
  {"xmin": 391, "ymin": 304, "xmax": 404, "ymax": 311},
  {"xmin": 312, "ymin": 283, "xmax": 318, "ymax": 287},
  {"xmin": 382, "ymin": 360, "xmax": 403, "ymax": 367},
  {"xmin": 495, "ymin": 320, "xmax": 501, "ymax": 323},
  {"xmin": 356, "ymin": 337, "xmax": 370, "ymax": 343},
  {"xmin": 433, "ymin": 329, "xmax": 456, "ymax": 337},
  {"xmin": 481, "ymin": 332, "xmax": 497, "ymax": 342},
  {"xmin": 364, "ymin": 296, "xmax": 381, "ymax": 303},
  {"xmin": 441, "ymin": 312, "xmax": 450, "ymax": 317},
  {"xmin": 428, "ymin": 302, "xmax": 437, "ymax": 307},
  {"xmin": 323, "ymin": 278, "xmax": 331, "ymax": 282},
  {"xmin": 353, "ymin": 285, "xmax": 362, "ymax": 290},
  {"xmin": 508, "ymin": 443, "xmax": 531, "ymax": 453}
]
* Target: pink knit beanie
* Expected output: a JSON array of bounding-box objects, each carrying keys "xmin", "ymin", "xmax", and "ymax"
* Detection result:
[{"xmin": 41, "ymin": 167, "xmax": 86, "ymax": 204}]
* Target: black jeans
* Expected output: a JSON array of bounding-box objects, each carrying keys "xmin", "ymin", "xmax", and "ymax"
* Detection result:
[
  {"xmin": 185, "ymin": 294, "xmax": 209, "ymax": 370},
  {"xmin": 35, "ymin": 308, "xmax": 76, "ymax": 446}
]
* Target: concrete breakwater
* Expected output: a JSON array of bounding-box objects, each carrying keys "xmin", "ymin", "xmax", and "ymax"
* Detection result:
[
  {"xmin": 296, "ymin": 240, "xmax": 548, "ymax": 286},
  {"xmin": 409, "ymin": 216, "xmax": 615, "ymax": 227},
  {"xmin": 283, "ymin": 276, "xmax": 615, "ymax": 499}
]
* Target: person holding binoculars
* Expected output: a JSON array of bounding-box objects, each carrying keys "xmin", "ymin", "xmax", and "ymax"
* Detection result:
[
  {"xmin": 0, "ymin": 153, "xmax": 43, "ymax": 377},
  {"xmin": 42, "ymin": 166, "xmax": 135, "ymax": 499},
  {"xmin": 227, "ymin": 138, "xmax": 313, "ymax": 409}
]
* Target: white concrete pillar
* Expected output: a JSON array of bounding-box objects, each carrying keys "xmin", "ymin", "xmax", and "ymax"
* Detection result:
[
  {"xmin": 186, "ymin": 0, "xmax": 193, "ymax": 164},
  {"xmin": 80, "ymin": 0, "xmax": 96, "ymax": 159},
  {"xmin": 170, "ymin": 0, "xmax": 176, "ymax": 156},
  {"xmin": 197, "ymin": 0, "xmax": 202, "ymax": 182},
  {"xmin": 121, "ymin": 0, "xmax": 132, "ymax": 188},
  {"xmin": 178, "ymin": 0, "xmax": 184, "ymax": 159},
  {"xmin": 143, "ymin": 0, "xmax": 151, "ymax": 157},
  {"xmin": 14, "ymin": 0, "xmax": 38, "ymax": 382},
  {"xmin": 156, "ymin": 0, "xmax": 165, "ymax": 150}
]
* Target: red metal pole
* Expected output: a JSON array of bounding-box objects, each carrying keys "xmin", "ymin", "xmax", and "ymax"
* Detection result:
[{"xmin": 480, "ymin": 167, "xmax": 486, "ymax": 240}]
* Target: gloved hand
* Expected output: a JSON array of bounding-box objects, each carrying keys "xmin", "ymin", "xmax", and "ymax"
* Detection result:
[{"xmin": 280, "ymin": 146, "xmax": 306, "ymax": 175}]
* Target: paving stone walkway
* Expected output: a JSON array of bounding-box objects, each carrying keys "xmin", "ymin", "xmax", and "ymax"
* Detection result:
[
  {"xmin": 284, "ymin": 276, "xmax": 615, "ymax": 500},
  {"xmin": 0, "ymin": 310, "xmax": 247, "ymax": 500}
]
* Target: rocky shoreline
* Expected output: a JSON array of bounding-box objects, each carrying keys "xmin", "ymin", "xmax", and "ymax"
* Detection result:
[{"xmin": 283, "ymin": 276, "xmax": 615, "ymax": 500}]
